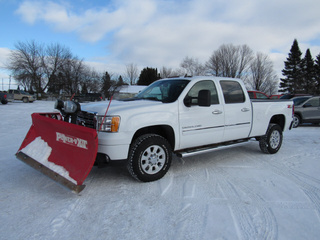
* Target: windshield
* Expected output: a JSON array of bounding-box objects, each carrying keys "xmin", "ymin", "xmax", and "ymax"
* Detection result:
[
  {"xmin": 134, "ymin": 79, "xmax": 190, "ymax": 103},
  {"xmin": 20, "ymin": 90, "xmax": 29, "ymax": 95}
]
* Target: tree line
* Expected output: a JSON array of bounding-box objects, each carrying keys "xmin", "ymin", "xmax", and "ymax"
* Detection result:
[
  {"xmin": 6, "ymin": 39, "xmax": 319, "ymax": 97},
  {"xmin": 280, "ymin": 39, "xmax": 320, "ymax": 95}
]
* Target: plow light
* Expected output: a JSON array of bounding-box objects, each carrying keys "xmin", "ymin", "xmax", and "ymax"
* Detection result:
[
  {"xmin": 64, "ymin": 101, "xmax": 80, "ymax": 113},
  {"xmin": 54, "ymin": 100, "xmax": 81, "ymax": 113}
]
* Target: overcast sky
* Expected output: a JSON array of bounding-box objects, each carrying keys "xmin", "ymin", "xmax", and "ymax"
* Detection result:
[{"xmin": 1, "ymin": 0, "xmax": 320, "ymax": 90}]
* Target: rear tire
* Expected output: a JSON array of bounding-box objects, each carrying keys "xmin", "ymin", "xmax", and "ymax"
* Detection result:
[
  {"xmin": 127, "ymin": 134, "xmax": 172, "ymax": 182},
  {"xmin": 259, "ymin": 124, "xmax": 283, "ymax": 154}
]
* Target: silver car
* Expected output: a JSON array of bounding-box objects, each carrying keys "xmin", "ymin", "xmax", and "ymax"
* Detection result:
[{"xmin": 293, "ymin": 96, "xmax": 320, "ymax": 127}]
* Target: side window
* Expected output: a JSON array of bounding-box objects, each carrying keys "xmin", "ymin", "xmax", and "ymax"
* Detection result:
[
  {"xmin": 220, "ymin": 80, "xmax": 245, "ymax": 104},
  {"xmin": 256, "ymin": 92, "xmax": 269, "ymax": 99},
  {"xmin": 248, "ymin": 92, "xmax": 254, "ymax": 99},
  {"xmin": 185, "ymin": 80, "xmax": 219, "ymax": 105},
  {"xmin": 306, "ymin": 98, "xmax": 320, "ymax": 107}
]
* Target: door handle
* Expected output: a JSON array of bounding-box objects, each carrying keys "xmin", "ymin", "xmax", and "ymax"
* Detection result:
[
  {"xmin": 241, "ymin": 108, "xmax": 250, "ymax": 112},
  {"xmin": 212, "ymin": 110, "xmax": 223, "ymax": 114}
]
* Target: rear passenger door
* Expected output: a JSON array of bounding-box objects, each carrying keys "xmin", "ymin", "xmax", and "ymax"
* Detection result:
[{"xmin": 220, "ymin": 80, "xmax": 252, "ymax": 141}]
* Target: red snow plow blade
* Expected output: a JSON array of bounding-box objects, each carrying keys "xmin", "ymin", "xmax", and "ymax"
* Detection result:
[{"xmin": 16, "ymin": 112, "xmax": 98, "ymax": 193}]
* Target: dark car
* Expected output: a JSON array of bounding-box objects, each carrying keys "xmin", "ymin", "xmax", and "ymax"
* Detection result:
[
  {"xmin": 73, "ymin": 93, "xmax": 104, "ymax": 102},
  {"xmin": 293, "ymin": 96, "xmax": 320, "ymax": 127},
  {"xmin": 0, "ymin": 91, "xmax": 8, "ymax": 104},
  {"xmin": 280, "ymin": 93, "xmax": 312, "ymax": 99}
]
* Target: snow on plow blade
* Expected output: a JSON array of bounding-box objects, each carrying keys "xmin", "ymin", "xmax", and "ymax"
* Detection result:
[{"xmin": 16, "ymin": 112, "xmax": 98, "ymax": 193}]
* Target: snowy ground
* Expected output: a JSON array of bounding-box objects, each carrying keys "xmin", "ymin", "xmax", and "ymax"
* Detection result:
[{"xmin": 1, "ymin": 100, "xmax": 320, "ymax": 240}]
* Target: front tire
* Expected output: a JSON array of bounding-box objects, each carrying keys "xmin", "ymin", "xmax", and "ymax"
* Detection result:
[
  {"xmin": 127, "ymin": 134, "xmax": 172, "ymax": 182},
  {"xmin": 259, "ymin": 124, "xmax": 283, "ymax": 154}
]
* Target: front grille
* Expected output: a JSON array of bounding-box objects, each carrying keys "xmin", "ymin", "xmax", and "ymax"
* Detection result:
[{"xmin": 77, "ymin": 111, "xmax": 97, "ymax": 129}]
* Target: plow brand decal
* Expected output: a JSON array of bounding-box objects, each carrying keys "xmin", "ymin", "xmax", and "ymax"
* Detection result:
[{"xmin": 56, "ymin": 132, "xmax": 88, "ymax": 149}]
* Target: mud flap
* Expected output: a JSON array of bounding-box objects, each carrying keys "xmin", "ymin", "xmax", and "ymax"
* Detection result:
[{"xmin": 16, "ymin": 113, "xmax": 98, "ymax": 193}]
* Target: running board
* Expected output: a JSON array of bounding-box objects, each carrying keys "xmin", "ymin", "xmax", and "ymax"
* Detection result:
[{"xmin": 176, "ymin": 139, "xmax": 251, "ymax": 158}]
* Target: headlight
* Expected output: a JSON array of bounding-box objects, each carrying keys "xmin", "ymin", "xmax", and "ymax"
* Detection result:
[{"xmin": 97, "ymin": 116, "xmax": 120, "ymax": 132}]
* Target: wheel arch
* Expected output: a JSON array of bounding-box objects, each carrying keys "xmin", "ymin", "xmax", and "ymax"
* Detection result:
[
  {"xmin": 269, "ymin": 114, "xmax": 285, "ymax": 131},
  {"xmin": 294, "ymin": 111, "xmax": 303, "ymax": 120},
  {"xmin": 131, "ymin": 125, "xmax": 175, "ymax": 150}
]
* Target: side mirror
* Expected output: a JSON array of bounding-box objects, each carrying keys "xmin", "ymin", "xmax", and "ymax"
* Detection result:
[
  {"xmin": 198, "ymin": 90, "xmax": 211, "ymax": 107},
  {"xmin": 184, "ymin": 96, "xmax": 192, "ymax": 107}
]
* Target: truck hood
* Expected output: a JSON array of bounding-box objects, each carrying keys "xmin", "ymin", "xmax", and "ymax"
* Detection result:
[{"xmin": 80, "ymin": 99, "xmax": 164, "ymax": 115}]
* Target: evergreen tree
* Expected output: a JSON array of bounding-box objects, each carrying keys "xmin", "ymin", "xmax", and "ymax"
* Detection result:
[
  {"xmin": 137, "ymin": 67, "xmax": 161, "ymax": 85},
  {"xmin": 118, "ymin": 75, "xmax": 124, "ymax": 86},
  {"xmin": 81, "ymin": 82, "xmax": 88, "ymax": 94},
  {"xmin": 315, "ymin": 54, "xmax": 320, "ymax": 94},
  {"xmin": 280, "ymin": 39, "xmax": 302, "ymax": 93},
  {"xmin": 101, "ymin": 72, "xmax": 112, "ymax": 99},
  {"xmin": 301, "ymin": 49, "xmax": 316, "ymax": 94}
]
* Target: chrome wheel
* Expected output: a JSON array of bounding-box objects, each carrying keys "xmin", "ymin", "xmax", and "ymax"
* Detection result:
[
  {"xmin": 140, "ymin": 145, "xmax": 166, "ymax": 174},
  {"xmin": 269, "ymin": 130, "xmax": 281, "ymax": 149}
]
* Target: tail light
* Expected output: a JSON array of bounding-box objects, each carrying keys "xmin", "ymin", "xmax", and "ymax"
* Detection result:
[
  {"xmin": 287, "ymin": 103, "xmax": 294, "ymax": 117},
  {"xmin": 292, "ymin": 104, "xmax": 295, "ymax": 117}
]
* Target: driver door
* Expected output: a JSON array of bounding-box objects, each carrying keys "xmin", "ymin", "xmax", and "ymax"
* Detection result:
[{"xmin": 179, "ymin": 80, "xmax": 225, "ymax": 149}]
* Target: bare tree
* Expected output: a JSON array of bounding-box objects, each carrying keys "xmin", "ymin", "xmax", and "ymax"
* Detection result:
[
  {"xmin": 180, "ymin": 56, "xmax": 207, "ymax": 76},
  {"xmin": 6, "ymin": 40, "xmax": 45, "ymax": 92},
  {"xmin": 206, "ymin": 44, "xmax": 253, "ymax": 78},
  {"xmin": 6, "ymin": 40, "xmax": 87, "ymax": 94},
  {"xmin": 82, "ymin": 68, "xmax": 101, "ymax": 93},
  {"xmin": 125, "ymin": 63, "xmax": 139, "ymax": 85},
  {"xmin": 245, "ymin": 52, "xmax": 278, "ymax": 94},
  {"xmin": 160, "ymin": 66, "xmax": 173, "ymax": 78},
  {"xmin": 43, "ymin": 43, "xmax": 72, "ymax": 89}
]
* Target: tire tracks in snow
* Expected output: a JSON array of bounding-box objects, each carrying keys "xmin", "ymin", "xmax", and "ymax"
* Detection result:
[
  {"xmin": 262, "ymin": 158, "xmax": 320, "ymax": 222},
  {"xmin": 49, "ymin": 167, "xmax": 127, "ymax": 238},
  {"xmin": 211, "ymin": 166, "xmax": 278, "ymax": 240}
]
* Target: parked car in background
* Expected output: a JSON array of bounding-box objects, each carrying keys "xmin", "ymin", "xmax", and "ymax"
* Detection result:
[
  {"xmin": 248, "ymin": 91, "xmax": 269, "ymax": 99},
  {"xmin": 8, "ymin": 89, "xmax": 35, "ymax": 103},
  {"xmin": 269, "ymin": 94, "xmax": 283, "ymax": 99},
  {"xmin": 0, "ymin": 91, "xmax": 8, "ymax": 104},
  {"xmin": 280, "ymin": 94, "xmax": 311, "ymax": 99},
  {"xmin": 73, "ymin": 93, "xmax": 104, "ymax": 102},
  {"xmin": 292, "ymin": 96, "xmax": 320, "ymax": 127}
]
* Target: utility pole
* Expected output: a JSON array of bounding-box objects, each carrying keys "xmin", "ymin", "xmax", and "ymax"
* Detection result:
[{"xmin": 9, "ymin": 75, "xmax": 12, "ymax": 90}]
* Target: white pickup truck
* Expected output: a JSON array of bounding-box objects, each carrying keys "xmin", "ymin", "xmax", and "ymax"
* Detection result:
[{"xmin": 67, "ymin": 76, "xmax": 293, "ymax": 182}]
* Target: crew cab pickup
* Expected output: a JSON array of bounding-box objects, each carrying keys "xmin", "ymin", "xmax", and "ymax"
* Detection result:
[{"xmin": 60, "ymin": 76, "xmax": 294, "ymax": 182}]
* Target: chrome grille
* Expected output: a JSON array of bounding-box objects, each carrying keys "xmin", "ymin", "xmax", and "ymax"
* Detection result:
[{"xmin": 77, "ymin": 111, "xmax": 97, "ymax": 129}]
